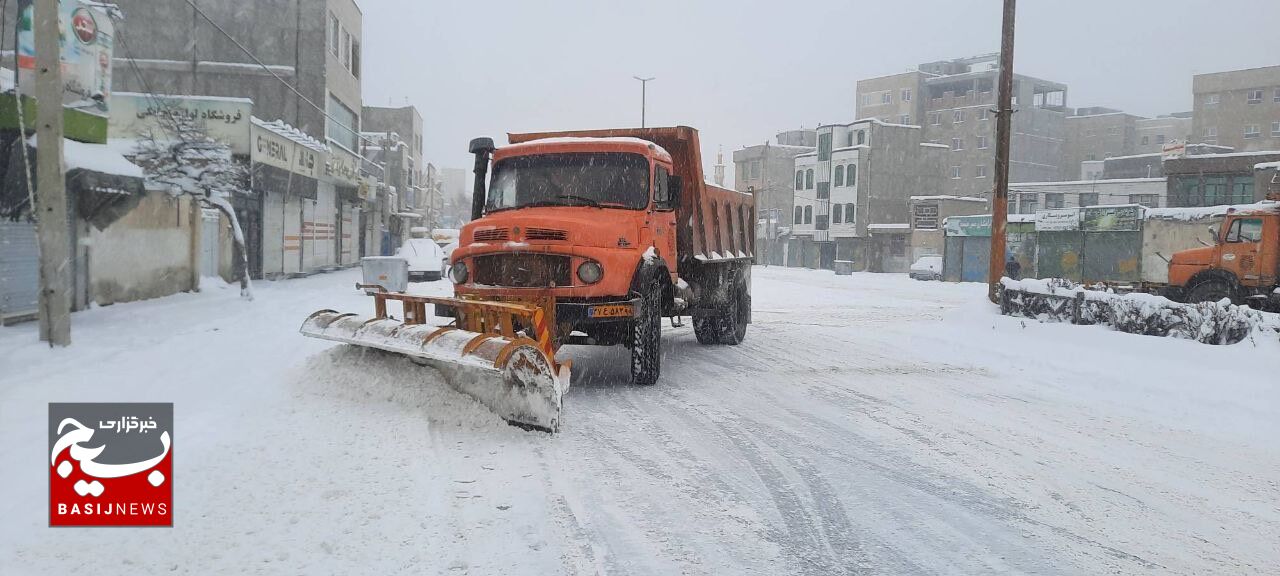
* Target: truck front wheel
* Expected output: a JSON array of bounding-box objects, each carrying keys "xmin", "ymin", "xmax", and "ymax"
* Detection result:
[
  {"xmin": 631, "ymin": 279, "xmax": 663, "ymax": 385},
  {"xmin": 1186, "ymin": 278, "xmax": 1235, "ymax": 305}
]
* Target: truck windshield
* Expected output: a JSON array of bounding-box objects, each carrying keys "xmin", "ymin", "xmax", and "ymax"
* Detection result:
[{"xmin": 487, "ymin": 152, "xmax": 650, "ymax": 211}]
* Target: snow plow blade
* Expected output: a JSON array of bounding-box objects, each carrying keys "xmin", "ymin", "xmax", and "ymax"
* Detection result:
[{"xmin": 300, "ymin": 293, "xmax": 569, "ymax": 431}]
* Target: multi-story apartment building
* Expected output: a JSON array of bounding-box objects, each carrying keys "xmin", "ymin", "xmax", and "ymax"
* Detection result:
[
  {"xmin": 733, "ymin": 131, "xmax": 815, "ymax": 266},
  {"xmin": 1192, "ymin": 65, "xmax": 1280, "ymax": 152},
  {"xmin": 103, "ymin": 0, "xmax": 368, "ymax": 277},
  {"xmin": 1060, "ymin": 108, "xmax": 1141, "ymax": 180},
  {"xmin": 788, "ymin": 120, "xmax": 945, "ymax": 270},
  {"xmin": 856, "ymin": 54, "xmax": 1069, "ymax": 198},
  {"xmin": 362, "ymin": 105, "xmax": 425, "ymax": 215},
  {"xmin": 1135, "ymin": 114, "xmax": 1193, "ymax": 154}
]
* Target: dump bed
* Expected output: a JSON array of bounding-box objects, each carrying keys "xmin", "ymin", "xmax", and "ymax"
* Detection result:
[{"xmin": 508, "ymin": 127, "xmax": 755, "ymax": 272}]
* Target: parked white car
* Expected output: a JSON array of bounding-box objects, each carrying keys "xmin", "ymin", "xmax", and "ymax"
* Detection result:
[
  {"xmin": 396, "ymin": 238, "xmax": 445, "ymax": 282},
  {"xmin": 909, "ymin": 255, "xmax": 943, "ymax": 281}
]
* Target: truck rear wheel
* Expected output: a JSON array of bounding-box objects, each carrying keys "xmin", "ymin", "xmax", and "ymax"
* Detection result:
[
  {"xmin": 693, "ymin": 287, "xmax": 749, "ymax": 345},
  {"xmin": 631, "ymin": 279, "xmax": 662, "ymax": 386}
]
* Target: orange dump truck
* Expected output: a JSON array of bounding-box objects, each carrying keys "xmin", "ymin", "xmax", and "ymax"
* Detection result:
[
  {"xmin": 302, "ymin": 126, "xmax": 754, "ymax": 430},
  {"xmin": 1167, "ymin": 204, "xmax": 1280, "ymax": 309}
]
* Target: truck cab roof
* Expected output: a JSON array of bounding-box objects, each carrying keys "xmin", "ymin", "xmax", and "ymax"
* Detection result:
[{"xmin": 495, "ymin": 136, "xmax": 673, "ymax": 164}]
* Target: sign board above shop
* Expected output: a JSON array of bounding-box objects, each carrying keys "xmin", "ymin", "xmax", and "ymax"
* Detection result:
[
  {"xmin": 1035, "ymin": 208, "xmax": 1080, "ymax": 232},
  {"xmin": 944, "ymin": 214, "xmax": 992, "ymax": 237},
  {"xmin": 110, "ymin": 93, "xmax": 252, "ymax": 155},
  {"xmin": 250, "ymin": 117, "xmax": 322, "ymax": 180},
  {"xmin": 324, "ymin": 144, "xmax": 361, "ymax": 187},
  {"xmin": 16, "ymin": 0, "xmax": 115, "ymax": 117},
  {"xmin": 1081, "ymin": 204, "xmax": 1142, "ymax": 232}
]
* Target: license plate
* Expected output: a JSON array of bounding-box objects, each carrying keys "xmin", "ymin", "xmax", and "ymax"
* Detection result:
[{"xmin": 588, "ymin": 304, "xmax": 633, "ymax": 318}]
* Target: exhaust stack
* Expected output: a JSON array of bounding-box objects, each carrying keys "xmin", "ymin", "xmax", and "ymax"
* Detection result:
[{"xmin": 469, "ymin": 137, "xmax": 495, "ymax": 221}]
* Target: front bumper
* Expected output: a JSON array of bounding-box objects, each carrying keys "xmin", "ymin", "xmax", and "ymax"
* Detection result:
[{"xmin": 435, "ymin": 296, "xmax": 642, "ymax": 324}]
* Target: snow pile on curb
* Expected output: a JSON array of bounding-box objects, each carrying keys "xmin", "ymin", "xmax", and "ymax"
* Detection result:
[{"xmin": 999, "ymin": 278, "xmax": 1280, "ymax": 345}]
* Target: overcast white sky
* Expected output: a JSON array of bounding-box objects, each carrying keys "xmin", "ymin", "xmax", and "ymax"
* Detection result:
[{"xmin": 361, "ymin": 0, "xmax": 1280, "ymax": 184}]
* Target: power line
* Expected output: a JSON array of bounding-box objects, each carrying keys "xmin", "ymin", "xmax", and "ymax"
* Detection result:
[{"xmin": 180, "ymin": 0, "xmax": 374, "ymax": 150}]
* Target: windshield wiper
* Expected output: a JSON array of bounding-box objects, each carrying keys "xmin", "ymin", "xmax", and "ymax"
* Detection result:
[{"xmin": 553, "ymin": 194, "xmax": 601, "ymax": 208}]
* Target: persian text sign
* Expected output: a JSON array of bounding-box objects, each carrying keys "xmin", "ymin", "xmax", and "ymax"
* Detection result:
[
  {"xmin": 1035, "ymin": 208, "xmax": 1081, "ymax": 232},
  {"xmin": 49, "ymin": 403, "xmax": 173, "ymax": 527},
  {"xmin": 1082, "ymin": 205, "xmax": 1142, "ymax": 232},
  {"xmin": 944, "ymin": 214, "xmax": 992, "ymax": 237},
  {"xmin": 110, "ymin": 93, "xmax": 252, "ymax": 155},
  {"xmin": 16, "ymin": 0, "xmax": 115, "ymax": 117}
]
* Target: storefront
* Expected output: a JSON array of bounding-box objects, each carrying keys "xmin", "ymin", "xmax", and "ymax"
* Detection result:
[{"xmin": 251, "ymin": 117, "xmax": 325, "ymax": 278}]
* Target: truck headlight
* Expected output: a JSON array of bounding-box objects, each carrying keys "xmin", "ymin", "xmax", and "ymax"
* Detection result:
[
  {"xmin": 577, "ymin": 261, "xmax": 603, "ymax": 284},
  {"xmin": 449, "ymin": 261, "xmax": 468, "ymax": 284}
]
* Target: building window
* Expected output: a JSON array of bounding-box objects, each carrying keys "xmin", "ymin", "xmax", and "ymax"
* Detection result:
[
  {"xmin": 953, "ymin": 110, "xmax": 965, "ymax": 123},
  {"xmin": 929, "ymin": 112, "xmax": 941, "ymax": 126},
  {"xmin": 862, "ymin": 94, "xmax": 872, "ymax": 107},
  {"xmin": 902, "ymin": 88, "xmax": 912, "ymax": 102},
  {"xmin": 1244, "ymin": 124, "xmax": 1261, "ymax": 139},
  {"xmin": 1079, "ymin": 193, "xmax": 1099, "ymax": 207},
  {"xmin": 976, "ymin": 135, "xmax": 988, "ymax": 149},
  {"xmin": 794, "ymin": 206, "xmax": 804, "ymax": 224},
  {"xmin": 1203, "ymin": 176, "xmax": 1228, "ymax": 205},
  {"xmin": 1275, "ymin": 88, "xmax": 1280, "ymax": 103},
  {"xmin": 978, "ymin": 108, "xmax": 990, "ymax": 121},
  {"xmin": 1156, "ymin": 134, "xmax": 1166, "ymax": 145},
  {"xmin": 1247, "ymin": 89, "xmax": 1263, "ymax": 104},
  {"xmin": 327, "ymin": 93, "xmax": 359, "ymax": 152},
  {"xmin": 856, "ymin": 130, "xmax": 866, "ymax": 145},
  {"xmin": 1232, "ymin": 179, "xmax": 1254, "ymax": 203},
  {"xmin": 1141, "ymin": 135, "xmax": 1149, "ymax": 146},
  {"xmin": 975, "ymin": 165, "xmax": 988, "ymax": 178},
  {"xmin": 816, "ymin": 182, "xmax": 830, "ymax": 200},
  {"xmin": 832, "ymin": 205, "xmax": 843, "ymax": 224},
  {"xmin": 1204, "ymin": 126, "xmax": 1217, "ymax": 143},
  {"xmin": 342, "ymin": 28, "xmax": 352, "ymax": 70},
  {"xmin": 845, "ymin": 203, "xmax": 855, "ymax": 223},
  {"xmin": 805, "ymin": 169, "xmax": 814, "ymax": 189},
  {"xmin": 795, "ymin": 171, "xmax": 804, "ymax": 190},
  {"xmin": 881, "ymin": 92, "xmax": 892, "ymax": 104},
  {"xmin": 1204, "ymin": 93, "xmax": 1220, "ymax": 106},
  {"xmin": 817, "ymin": 133, "xmax": 832, "ymax": 161},
  {"xmin": 749, "ymin": 160, "xmax": 761, "ymax": 179},
  {"xmin": 913, "ymin": 203, "xmax": 939, "ymax": 229},
  {"xmin": 951, "ymin": 137, "xmax": 964, "ymax": 151},
  {"xmin": 899, "ymin": 114, "xmax": 911, "ymax": 125},
  {"xmin": 833, "ymin": 165, "xmax": 844, "ymax": 187},
  {"xmin": 351, "ymin": 39, "xmax": 361, "ymax": 79},
  {"xmin": 1045, "ymin": 193, "xmax": 1065, "ymax": 209},
  {"xmin": 846, "ymin": 165, "xmax": 856, "ymax": 186},
  {"xmin": 1020, "ymin": 193, "xmax": 1038, "ymax": 214},
  {"xmin": 815, "ymin": 214, "xmax": 829, "ymax": 231},
  {"xmin": 1272, "ymin": 121, "xmax": 1280, "ymax": 137},
  {"xmin": 890, "ymin": 235, "xmax": 906, "ymax": 257},
  {"xmin": 950, "ymin": 166, "xmax": 962, "ymax": 179},
  {"xmin": 329, "ymin": 12, "xmax": 340, "ymax": 57},
  {"xmin": 804, "ymin": 205, "xmax": 813, "ymax": 224},
  {"xmin": 1129, "ymin": 194, "xmax": 1159, "ymax": 208}
]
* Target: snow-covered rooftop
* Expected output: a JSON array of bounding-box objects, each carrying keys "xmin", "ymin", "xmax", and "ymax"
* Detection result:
[
  {"xmin": 251, "ymin": 117, "xmax": 328, "ymax": 153},
  {"xmin": 1254, "ymin": 161, "xmax": 1280, "ymax": 171},
  {"xmin": 1010, "ymin": 177, "xmax": 1165, "ymax": 187},
  {"xmin": 910, "ymin": 195, "xmax": 987, "ymax": 203},
  {"xmin": 867, "ymin": 223, "xmax": 910, "ymax": 230},
  {"xmin": 29, "ymin": 135, "xmax": 144, "ymax": 179},
  {"xmin": 1145, "ymin": 201, "xmax": 1279, "ymax": 221}
]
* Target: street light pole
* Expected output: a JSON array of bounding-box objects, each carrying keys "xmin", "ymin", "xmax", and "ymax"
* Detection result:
[
  {"xmin": 34, "ymin": 0, "xmax": 71, "ymax": 346},
  {"xmin": 987, "ymin": 0, "xmax": 1016, "ymax": 303},
  {"xmin": 633, "ymin": 76, "xmax": 655, "ymax": 128}
]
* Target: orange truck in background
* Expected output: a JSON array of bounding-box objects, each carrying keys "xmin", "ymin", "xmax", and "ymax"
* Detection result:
[
  {"xmin": 1167, "ymin": 205, "xmax": 1280, "ymax": 310},
  {"xmin": 446, "ymin": 126, "xmax": 755, "ymax": 386}
]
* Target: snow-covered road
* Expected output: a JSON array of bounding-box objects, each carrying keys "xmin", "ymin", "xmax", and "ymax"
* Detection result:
[{"xmin": 3, "ymin": 267, "xmax": 1278, "ymax": 575}]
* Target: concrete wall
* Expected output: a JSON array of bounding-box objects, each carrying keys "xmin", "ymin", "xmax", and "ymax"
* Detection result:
[
  {"xmin": 1141, "ymin": 214, "xmax": 1220, "ymax": 284},
  {"xmin": 89, "ymin": 193, "xmax": 197, "ymax": 305},
  {"xmin": 1061, "ymin": 112, "xmax": 1140, "ymax": 180}
]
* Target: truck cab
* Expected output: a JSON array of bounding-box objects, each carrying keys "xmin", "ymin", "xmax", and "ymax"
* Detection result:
[
  {"xmin": 1168, "ymin": 209, "xmax": 1280, "ymax": 308},
  {"xmin": 447, "ymin": 127, "xmax": 754, "ymax": 386}
]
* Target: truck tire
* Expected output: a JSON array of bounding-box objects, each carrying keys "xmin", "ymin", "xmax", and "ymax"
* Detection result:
[
  {"xmin": 1186, "ymin": 278, "xmax": 1235, "ymax": 305},
  {"xmin": 631, "ymin": 279, "xmax": 662, "ymax": 385},
  {"xmin": 693, "ymin": 286, "xmax": 749, "ymax": 345}
]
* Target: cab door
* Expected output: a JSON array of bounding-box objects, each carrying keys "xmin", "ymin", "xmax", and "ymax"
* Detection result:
[
  {"xmin": 1220, "ymin": 216, "xmax": 1265, "ymax": 287},
  {"xmin": 651, "ymin": 163, "xmax": 679, "ymax": 280}
]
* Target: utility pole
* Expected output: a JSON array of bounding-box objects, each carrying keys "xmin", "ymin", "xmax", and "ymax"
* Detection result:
[
  {"xmin": 633, "ymin": 76, "xmax": 654, "ymax": 128},
  {"xmin": 34, "ymin": 0, "xmax": 71, "ymax": 346},
  {"xmin": 987, "ymin": 0, "xmax": 1016, "ymax": 303}
]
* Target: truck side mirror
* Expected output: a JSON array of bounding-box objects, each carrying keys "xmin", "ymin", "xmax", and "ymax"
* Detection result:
[
  {"xmin": 468, "ymin": 137, "xmax": 496, "ymax": 221},
  {"xmin": 1208, "ymin": 226, "xmax": 1218, "ymax": 244},
  {"xmin": 666, "ymin": 175, "xmax": 682, "ymax": 208}
]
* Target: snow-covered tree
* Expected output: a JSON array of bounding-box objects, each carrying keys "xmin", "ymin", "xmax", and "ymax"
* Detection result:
[{"xmin": 127, "ymin": 106, "xmax": 253, "ymax": 299}]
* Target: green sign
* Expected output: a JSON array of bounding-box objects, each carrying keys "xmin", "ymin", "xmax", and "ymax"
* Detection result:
[
  {"xmin": 1081, "ymin": 205, "xmax": 1141, "ymax": 232},
  {"xmin": 944, "ymin": 214, "xmax": 992, "ymax": 237}
]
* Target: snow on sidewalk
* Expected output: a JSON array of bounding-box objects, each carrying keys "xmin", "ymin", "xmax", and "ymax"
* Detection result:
[{"xmin": 1, "ymin": 267, "xmax": 1278, "ymax": 575}]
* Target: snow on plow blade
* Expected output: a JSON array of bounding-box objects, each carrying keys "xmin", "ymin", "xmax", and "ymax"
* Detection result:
[{"xmin": 300, "ymin": 296, "xmax": 569, "ymax": 431}]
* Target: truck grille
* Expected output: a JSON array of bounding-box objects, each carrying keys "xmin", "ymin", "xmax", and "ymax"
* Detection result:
[
  {"xmin": 472, "ymin": 254, "xmax": 572, "ymax": 287},
  {"xmin": 473, "ymin": 228, "xmax": 509, "ymax": 241},
  {"xmin": 525, "ymin": 227, "xmax": 568, "ymax": 241}
]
